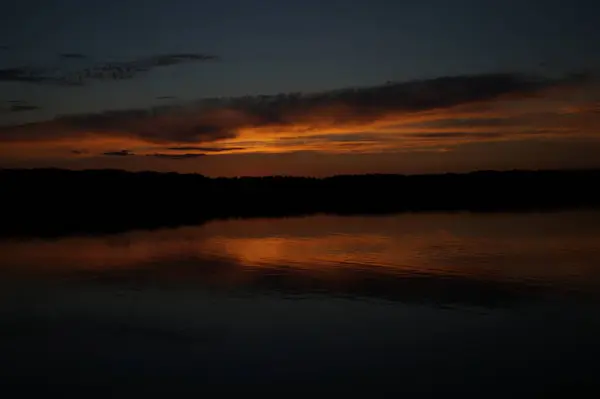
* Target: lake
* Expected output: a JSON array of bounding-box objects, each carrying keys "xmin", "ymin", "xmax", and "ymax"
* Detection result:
[{"xmin": 1, "ymin": 211, "xmax": 600, "ymax": 396}]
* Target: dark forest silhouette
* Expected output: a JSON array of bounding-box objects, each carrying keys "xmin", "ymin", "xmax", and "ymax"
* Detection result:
[{"xmin": 2, "ymin": 168, "xmax": 600, "ymax": 237}]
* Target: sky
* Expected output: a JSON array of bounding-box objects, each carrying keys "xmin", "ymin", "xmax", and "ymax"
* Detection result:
[{"xmin": 1, "ymin": 0, "xmax": 599, "ymax": 176}]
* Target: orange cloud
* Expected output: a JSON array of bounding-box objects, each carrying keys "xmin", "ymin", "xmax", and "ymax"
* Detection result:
[{"xmin": 0, "ymin": 72, "xmax": 597, "ymax": 162}]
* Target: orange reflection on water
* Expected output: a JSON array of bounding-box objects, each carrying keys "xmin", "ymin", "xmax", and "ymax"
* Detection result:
[
  {"xmin": 206, "ymin": 234, "xmax": 392, "ymax": 269},
  {"xmin": 1, "ymin": 212, "xmax": 600, "ymax": 292}
]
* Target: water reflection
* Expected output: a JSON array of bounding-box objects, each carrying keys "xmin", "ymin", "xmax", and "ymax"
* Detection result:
[
  {"xmin": 2, "ymin": 211, "xmax": 600, "ymax": 306},
  {"xmin": 2, "ymin": 212, "xmax": 600, "ymax": 395}
]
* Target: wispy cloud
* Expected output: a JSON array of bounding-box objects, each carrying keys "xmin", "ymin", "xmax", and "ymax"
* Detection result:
[
  {"xmin": 148, "ymin": 153, "xmax": 206, "ymax": 159},
  {"xmin": 0, "ymin": 67, "xmax": 69, "ymax": 85},
  {"xmin": 100, "ymin": 150, "xmax": 207, "ymax": 159},
  {"xmin": 0, "ymin": 72, "xmax": 597, "ymax": 160},
  {"xmin": 68, "ymin": 53, "xmax": 219, "ymax": 84},
  {"xmin": 0, "ymin": 101, "xmax": 41, "ymax": 114},
  {"xmin": 9, "ymin": 104, "xmax": 41, "ymax": 112},
  {"xmin": 0, "ymin": 52, "xmax": 218, "ymax": 86},
  {"xmin": 410, "ymin": 132, "xmax": 507, "ymax": 139},
  {"xmin": 103, "ymin": 149, "xmax": 135, "ymax": 156},
  {"xmin": 166, "ymin": 146, "xmax": 246, "ymax": 152}
]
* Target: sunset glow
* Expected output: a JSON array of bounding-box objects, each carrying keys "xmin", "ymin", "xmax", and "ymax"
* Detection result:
[{"xmin": 1, "ymin": 75, "xmax": 598, "ymax": 174}]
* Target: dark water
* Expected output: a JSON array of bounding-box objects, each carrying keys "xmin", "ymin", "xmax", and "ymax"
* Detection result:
[{"xmin": 1, "ymin": 211, "xmax": 600, "ymax": 396}]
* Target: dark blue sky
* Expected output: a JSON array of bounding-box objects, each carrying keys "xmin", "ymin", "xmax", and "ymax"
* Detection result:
[
  {"xmin": 1, "ymin": 0, "xmax": 599, "ymax": 175},
  {"xmin": 2, "ymin": 0, "xmax": 599, "ymax": 113}
]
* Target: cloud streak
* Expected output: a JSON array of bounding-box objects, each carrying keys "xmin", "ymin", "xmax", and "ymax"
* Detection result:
[
  {"xmin": 166, "ymin": 146, "xmax": 246, "ymax": 152},
  {"xmin": 9, "ymin": 104, "xmax": 41, "ymax": 112},
  {"xmin": 0, "ymin": 67, "xmax": 67, "ymax": 85},
  {"xmin": 0, "ymin": 101, "xmax": 41, "ymax": 114},
  {"xmin": 0, "ymin": 52, "xmax": 218, "ymax": 86},
  {"xmin": 148, "ymin": 153, "xmax": 206, "ymax": 159},
  {"xmin": 103, "ymin": 149, "xmax": 134, "ymax": 157},
  {"xmin": 100, "ymin": 150, "xmax": 207, "ymax": 159},
  {"xmin": 0, "ymin": 72, "xmax": 597, "ymax": 159}
]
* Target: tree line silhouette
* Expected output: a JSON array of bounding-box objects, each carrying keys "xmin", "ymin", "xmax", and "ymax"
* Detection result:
[{"xmin": 2, "ymin": 168, "xmax": 599, "ymax": 237}]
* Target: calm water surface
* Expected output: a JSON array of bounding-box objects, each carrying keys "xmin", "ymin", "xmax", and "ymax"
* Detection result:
[{"xmin": 1, "ymin": 211, "xmax": 600, "ymax": 396}]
